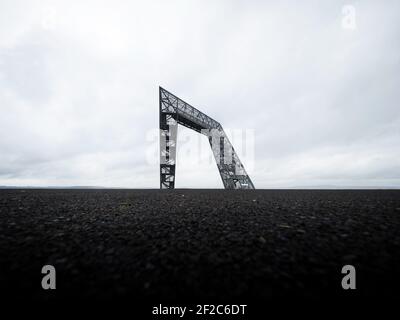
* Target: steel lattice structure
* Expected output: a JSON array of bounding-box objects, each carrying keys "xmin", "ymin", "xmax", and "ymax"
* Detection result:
[{"xmin": 159, "ymin": 87, "xmax": 255, "ymax": 190}]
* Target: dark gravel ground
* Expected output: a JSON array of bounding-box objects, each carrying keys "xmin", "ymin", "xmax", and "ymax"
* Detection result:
[{"xmin": 1, "ymin": 189, "xmax": 400, "ymax": 306}]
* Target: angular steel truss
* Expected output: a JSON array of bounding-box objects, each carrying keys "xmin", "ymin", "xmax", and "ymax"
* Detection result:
[{"xmin": 159, "ymin": 87, "xmax": 255, "ymax": 190}]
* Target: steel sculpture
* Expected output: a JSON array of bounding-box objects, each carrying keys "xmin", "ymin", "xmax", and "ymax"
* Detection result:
[{"xmin": 159, "ymin": 87, "xmax": 254, "ymax": 189}]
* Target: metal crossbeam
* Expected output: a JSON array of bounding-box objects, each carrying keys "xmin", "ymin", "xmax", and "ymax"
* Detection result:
[{"xmin": 159, "ymin": 87, "xmax": 255, "ymax": 190}]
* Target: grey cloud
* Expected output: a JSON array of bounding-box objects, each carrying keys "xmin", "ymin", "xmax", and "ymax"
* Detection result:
[{"xmin": 0, "ymin": 0, "xmax": 399, "ymax": 188}]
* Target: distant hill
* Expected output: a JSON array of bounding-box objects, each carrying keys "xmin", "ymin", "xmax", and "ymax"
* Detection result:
[
  {"xmin": 0, "ymin": 186, "xmax": 399, "ymax": 190},
  {"xmin": 0, "ymin": 186, "xmax": 105, "ymax": 189}
]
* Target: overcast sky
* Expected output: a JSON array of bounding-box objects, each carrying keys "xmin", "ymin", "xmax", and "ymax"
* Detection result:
[{"xmin": 0, "ymin": 0, "xmax": 399, "ymax": 188}]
